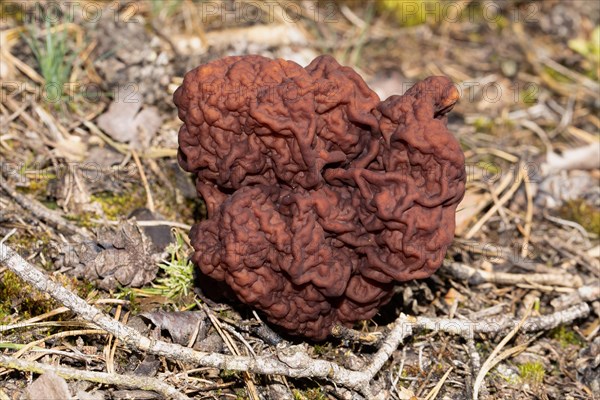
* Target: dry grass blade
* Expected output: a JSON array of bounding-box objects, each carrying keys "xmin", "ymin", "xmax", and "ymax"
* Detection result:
[
  {"xmin": 13, "ymin": 329, "xmax": 107, "ymax": 359},
  {"xmin": 0, "ymin": 27, "xmax": 44, "ymax": 84},
  {"xmin": 0, "ymin": 321, "xmax": 95, "ymax": 333},
  {"xmin": 0, "ymin": 299, "xmax": 130, "ymax": 333},
  {"xmin": 104, "ymin": 305, "xmax": 124, "ymax": 374},
  {"xmin": 472, "ymin": 305, "xmax": 533, "ymax": 400},
  {"xmin": 131, "ymin": 149, "xmax": 156, "ymax": 213},
  {"xmin": 465, "ymin": 167, "xmax": 524, "ymax": 239},
  {"xmin": 520, "ymin": 170, "xmax": 535, "ymax": 258},
  {"xmin": 423, "ymin": 366, "xmax": 453, "ymax": 400},
  {"xmin": 199, "ymin": 302, "xmax": 260, "ymax": 400},
  {"xmin": 90, "ymin": 218, "xmax": 192, "ymax": 230}
]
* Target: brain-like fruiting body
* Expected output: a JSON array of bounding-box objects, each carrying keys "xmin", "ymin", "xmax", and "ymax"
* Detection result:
[{"xmin": 174, "ymin": 55, "xmax": 465, "ymax": 340}]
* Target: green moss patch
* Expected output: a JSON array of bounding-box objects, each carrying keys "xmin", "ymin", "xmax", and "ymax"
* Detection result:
[
  {"xmin": 518, "ymin": 361, "xmax": 545, "ymax": 386},
  {"xmin": 559, "ymin": 199, "xmax": 600, "ymax": 235},
  {"xmin": 91, "ymin": 190, "xmax": 146, "ymax": 220}
]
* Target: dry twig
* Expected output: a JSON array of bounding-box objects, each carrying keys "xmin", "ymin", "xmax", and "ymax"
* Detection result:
[
  {"xmin": 0, "ymin": 174, "xmax": 89, "ymax": 238},
  {"xmin": 443, "ymin": 261, "xmax": 583, "ymax": 288},
  {"xmin": 0, "ymin": 242, "xmax": 408, "ymax": 398},
  {"xmin": 0, "ymin": 354, "xmax": 189, "ymax": 400},
  {"xmin": 0, "ymin": 243, "xmax": 592, "ymax": 398}
]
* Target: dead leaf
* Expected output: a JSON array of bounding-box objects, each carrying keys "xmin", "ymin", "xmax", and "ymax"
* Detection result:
[
  {"xmin": 133, "ymin": 355, "xmax": 161, "ymax": 377},
  {"xmin": 129, "ymin": 208, "xmax": 173, "ymax": 252},
  {"xmin": 96, "ymin": 88, "xmax": 162, "ymax": 150},
  {"xmin": 75, "ymin": 390, "xmax": 105, "ymax": 400},
  {"xmin": 26, "ymin": 372, "xmax": 72, "ymax": 400},
  {"xmin": 139, "ymin": 310, "xmax": 209, "ymax": 346},
  {"xmin": 576, "ymin": 337, "xmax": 600, "ymax": 394},
  {"xmin": 87, "ymin": 146, "xmax": 124, "ymax": 167}
]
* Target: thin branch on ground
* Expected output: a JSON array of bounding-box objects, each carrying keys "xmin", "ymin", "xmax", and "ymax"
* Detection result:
[
  {"xmin": 332, "ymin": 303, "xmax": 589, "ymax": 347},
  {"xmin": 551, "ymin": 284, "xmax": 600, "ymax": 310},
  {"xmin": 0, "ymin": 174, "xmax": 90, "ymax": 238},
  {"xmin": 0, "ymin": 242, "xmax": 592, "ymax": 398},
  {"xmin": 0, "ymin": 242, "xmax": 401, "ymax": 398},
  {"xmin": 331, "ymin": 324, "xmax": 384, "ymax": 345},
  {"xmin": 414, "ymin": 304, "xmax": 589, "ymax": 335},
  {"xmin": 465, "ymin": 338, "xmax": 484, "ymax": 398},
  {"xmin": 90, "ymin": 218, "xmax": 192, "ymax": 230},
  {"xmin": 443, "ymin": 260, "xmax": 583, "ymax": 288},
  {"xmin": 0, "ymin": 354, "xmax": 189, "ymax": 400}
]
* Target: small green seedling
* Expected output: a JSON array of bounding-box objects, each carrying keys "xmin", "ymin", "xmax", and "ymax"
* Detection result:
[
  {"xmin": 22, "ymin": 19, "xmax": 77, "ymax": 105},
  {"xmin": 147, "ymin": 230, "xmax": 195, "ymax": 300}
]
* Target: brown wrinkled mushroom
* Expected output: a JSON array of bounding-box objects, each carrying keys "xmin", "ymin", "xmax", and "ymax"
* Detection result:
[{"xmin": 174, "ymin": 55, "xmax": 465, "ymax": 340}]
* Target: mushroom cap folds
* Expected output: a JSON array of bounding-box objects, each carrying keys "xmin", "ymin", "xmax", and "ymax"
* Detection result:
[{"xmin": 175, "ymin": 55, "xmax": 466, "ymax": 339}]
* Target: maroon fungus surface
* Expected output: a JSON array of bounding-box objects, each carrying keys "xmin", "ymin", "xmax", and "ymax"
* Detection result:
[{"xmin": 174, "ymin": 55, "xmax": 466, "ymax": 340}]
